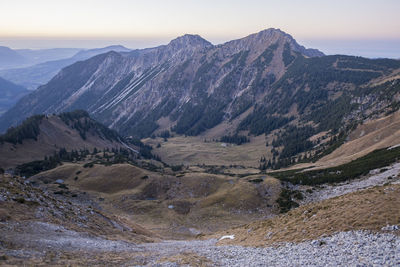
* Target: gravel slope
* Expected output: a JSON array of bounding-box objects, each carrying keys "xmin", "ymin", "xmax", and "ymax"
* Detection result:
[
  {"xmin": 1, "ymin": 221, "xmax": 399, "ymax": 266},
  {"xmin": 300, "ymin": 162, "xmax": 400, "ymax": 204}
]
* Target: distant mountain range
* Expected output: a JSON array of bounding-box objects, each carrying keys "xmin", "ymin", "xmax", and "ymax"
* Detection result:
[
  {"xmin": 1, "ymin": 28, "xmax": 400, "ymax": 168},
  {"xmin": 0, "ymin": 46, "xmax": 30, "ymax": 69},
  {"xmin": 0, "ymin": 45, "xmax": 131, "ymax": 90},
  {"xmin": 0, "ymin": 46, "xmax": 81, "ymax": 70}
]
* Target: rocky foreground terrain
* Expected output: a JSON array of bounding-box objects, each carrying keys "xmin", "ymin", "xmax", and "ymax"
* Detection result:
[
  {"xmin": 1, "ymin": 222, "xmax": 399, "ymax": 266},
  {"xmin": 1, "ymin": 162, "xmax": 399, "ymax": 266}
]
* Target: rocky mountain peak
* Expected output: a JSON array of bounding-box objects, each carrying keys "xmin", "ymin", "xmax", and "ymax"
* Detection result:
[
  {"xmin": 247, "ymin": 28, "xmax": 288, "ymax": 41},
  {"xmin": 167, "ymin": 34, "xmax": 213, "ymax": 50},
  {"xmin": 221, "ymin": 28, "xmax": 324, "ymax": 57}
]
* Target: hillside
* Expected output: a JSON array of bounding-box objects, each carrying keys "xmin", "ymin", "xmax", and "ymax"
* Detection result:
[
  {"xmin": 309, "ymin": 109, "xmax": 400, "ymax": 169},
  {"xmin": 31, "ymin": 161, "xmax": 282, "ymax": 238},
  {"xmin": 0, "ymin": 77, "xmax": 29, "ymax": 115},
  {"xmin": 1, "ymin": 150, "xmax": 399, "ymax": 265},
  {"xmin": 0, "ymin": 46, "xmax": 28, "ymax": 69},
  {"xmin": 0, "ymin": 173, "xmax": 158, "ymax": 265},
  {"xmin": 1, "ymin": 29, "xmax": 400, "ymax": 172},
  {"xmin": 0, "ymin": 110, "xmax": 129, "ymax": 169},
  {"xmin": 216, "ymin": 183, "xmax": 400, "ymax": 247}
]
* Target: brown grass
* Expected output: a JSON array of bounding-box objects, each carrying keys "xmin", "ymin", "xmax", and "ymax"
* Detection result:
[
  {"xmin": 145, "ymin": 135, "xmax": 267, "ymax": 167},
  {"xmin": 108, "ymin": 174, "xmax": 281, "ymax": 239},
  {"xmin": 213, "ymin": 184, "xmax": 400, "ymax": 247},
  {"xmin": 32, "ymin": 163, "xmax": 282, "ymax": 239},
  {"xmin": 158, "ymin": 252, "xmax": 213, "ymax": 267},
  {"xmin": 314, "ymin": 110, "xmax": 400, "ymax": 168},
  {"xmin": 281, "ymin": 110, "xmax": 400, "ymax": 171},
  {"xmin": 0, "ymin": 116, "xmax": 122, "ymax": 168},
  {"xmin": 34, "ymin": 163, "xmax": 148, "ymax": 194},
  {"xmin": 367, "ymin": 69, "xmax": 400, "ymax": 87}
]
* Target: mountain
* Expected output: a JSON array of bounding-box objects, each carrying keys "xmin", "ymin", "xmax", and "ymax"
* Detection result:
[
  {"xmin": 0, "ymin": 29, "xmax": 319, "ymax": 131},
  {"xmin": 15, "ymin": 48, "xmax": 81, "ymax": 64},
  {"xmin": 0, "ymin": 46, "xmax": 82, "ymax": 70},
  {"xmin": 0, "ymin": 45, "xmax": 131, "ymax": 90},
  {"xmin": 0, "ymin": 110, "xmax": 135, "ymax": 169},
  {"xmin": 0, "ymin": 46, "xmax": 29, "ymax": 69},
  {"xmin": 2, "ymin": 28, "xmax": 400, "ymax": 169},
  {"xmin": 71, "ymin": 45, "xmax": 131, "ymax": 59},
  {"xmin": 0, "ymin": 76, "xmax": 29, "ymax": 115}
]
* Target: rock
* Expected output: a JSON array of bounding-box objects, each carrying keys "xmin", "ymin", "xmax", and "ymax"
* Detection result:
[
  {"xmin": 381, "ymin": 225, "xmax": 399, "ymax": 231},
  {"xmin": 189, "ymin": 228, "xmax": 202, "ymax": 236},
  {"xmin": 219, "ymin": 235, "xmax": 235, "ymax": 241}
]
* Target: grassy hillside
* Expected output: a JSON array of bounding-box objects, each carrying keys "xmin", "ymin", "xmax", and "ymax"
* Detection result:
[
  {"xmin": 215, "ymin": 183, "xmax": 400, "ymax": 247},
  {"xmin": 0, "ymin": 110, "xmax": 134, "ymax": 169},
  {"xmin": 31, "ymin": 161, "xmax": 282, "ymax": 238}
]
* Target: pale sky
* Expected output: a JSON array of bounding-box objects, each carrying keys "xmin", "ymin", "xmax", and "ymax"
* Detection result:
[{"xmin": 1, "ymin": 0, "xmax": 400, "ymax": 58}]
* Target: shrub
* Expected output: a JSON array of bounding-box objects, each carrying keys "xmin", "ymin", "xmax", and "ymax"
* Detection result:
[
  {"xmin": 276, "ymin": 189, "xmax": 299, "ymax": 213},
  {"xmin": 271, "ymin": 146, "xmax": 400, "ymax": 185},
  {"xmin": 171, "ymin": 165, "xmax": 183, "ymax": 172}
]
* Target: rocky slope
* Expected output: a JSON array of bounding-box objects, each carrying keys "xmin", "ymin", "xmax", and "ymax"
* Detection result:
[
  {"xmin": 0, "ymin": 29, "xmax": 324, "ymax": 136},
  {"xmin": 2, "ymin": 29, "xmax": 400, "ymax": 169},
  {"xmin": 0, "ymin": 174, "xmax": 156, "ymax": 265},
  {"xmin": 1, "ymin": 173, "xmax": 399, "ymax": 266}
]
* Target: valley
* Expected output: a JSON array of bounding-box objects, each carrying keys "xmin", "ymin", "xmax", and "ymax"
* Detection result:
[{"xmin": 0, "ymin": 28, "xmax": 400, "ymax": 266}]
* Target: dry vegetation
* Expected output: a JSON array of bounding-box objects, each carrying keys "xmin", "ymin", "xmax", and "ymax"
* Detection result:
[
  {"xmin": 158, "ymin": 252, "xmax": 214, "ymax": 267},
  {"xmin": 31, "ymin": 163, "xmax": 282, "ymax": 238},
  {"xmin": 144, "ymin": 109, "xmax": 400, "ymax": 173},
  {"xmin": 0, "ymin": 174, "xmax": 156, "ymax": 243},
  {"xmin": 215, "ymin": 184, "xmax": 400, "ymax": 247},
  {"xmin": 275, "ymin": 110, "xmax": 400, "ymax": 172},
  {"xmin": 0, "ymin": 116, "xmax": 122, "ymax": 169},
  {"xmin": 316, "ymin": 110, "xmax": 400, "ymax": 167},
  {"xmin": 1, "ymin": 251, "xmax": 153, "ymax": 267},
  {"xmin": 145, "ymin": 135, "xmax": 266, "ymax": 167}
]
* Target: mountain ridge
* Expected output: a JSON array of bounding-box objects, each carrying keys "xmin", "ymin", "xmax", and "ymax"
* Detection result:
[
  {"xmin": 0, "ymin": 28, "xmax": 322, "ymax": 133},
  {"xmin": 1, "ymin": 28, "xmax": 400, "ymax": 169}
]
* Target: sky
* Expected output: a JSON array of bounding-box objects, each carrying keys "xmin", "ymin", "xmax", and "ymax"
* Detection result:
[{"xmin": 1, "ymin": 0, "xmax": 400, "ymax": 58}]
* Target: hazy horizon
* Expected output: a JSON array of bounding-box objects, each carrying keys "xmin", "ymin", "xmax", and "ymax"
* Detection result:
[
  {"xmin": 1, "ymin": 0, "xmax": 400, "ymax": 58},
  {"xmin": 1, "ymin": 35, "xmax": 400, "ymax": 59}
]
